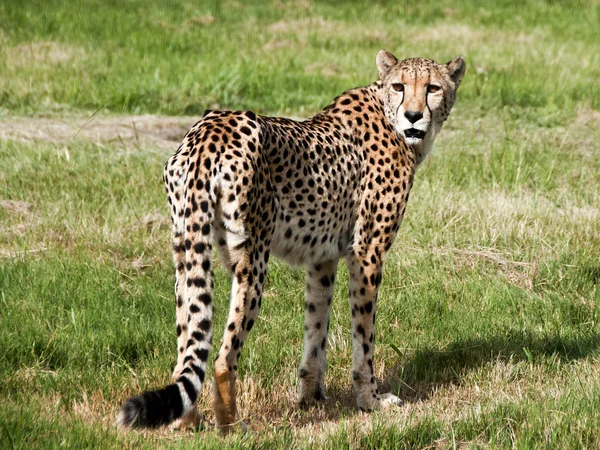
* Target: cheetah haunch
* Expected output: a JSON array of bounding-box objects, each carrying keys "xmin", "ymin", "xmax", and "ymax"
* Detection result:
[{"xmin": 118, "ymin": 51, "xmax": 466, "ymax": 432}]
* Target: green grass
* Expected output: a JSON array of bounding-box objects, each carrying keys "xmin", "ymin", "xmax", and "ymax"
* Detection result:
[
  {"xmin": 0, "ymin": 0, "xmax": 599, "ymax": 116},
  {"xmin": 1, "ymin": 0, "xmax": 599, "ymax": 448}
]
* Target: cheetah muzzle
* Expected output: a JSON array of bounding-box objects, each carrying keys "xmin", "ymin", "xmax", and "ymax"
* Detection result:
[{"xmin": 117, "ymin": 50, "xmax": 466, "ymax": 432}]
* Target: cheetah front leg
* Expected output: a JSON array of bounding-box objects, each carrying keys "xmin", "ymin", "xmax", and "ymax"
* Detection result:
[
  {"xmin": 298, "ymin": 260, "xmax": 338, "ymax": 406},
  {"xmin": 346, "ymin": 252, "xmax": 402, "ymax": 411}
]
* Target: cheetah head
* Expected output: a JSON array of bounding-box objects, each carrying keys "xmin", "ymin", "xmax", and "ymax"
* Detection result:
[{"xmin": 376, "ymin": 50, "xmax": 466, "ymax": 163}]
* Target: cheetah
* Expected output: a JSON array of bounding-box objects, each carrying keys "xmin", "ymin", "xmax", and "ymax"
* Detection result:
[{"xmin": 117, "ymin": 50, "xmax": 466, "ymax": 432}]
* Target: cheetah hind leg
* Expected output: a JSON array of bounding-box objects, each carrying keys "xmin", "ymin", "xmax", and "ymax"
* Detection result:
[{"xmin": 212, "ymin": 234, "xmax": 271, "ymax": 434}]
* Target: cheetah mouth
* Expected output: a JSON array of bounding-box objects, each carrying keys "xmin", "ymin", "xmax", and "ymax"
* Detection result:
[{"xmin": 404, "ymin": 128, "xmax": 426, "ymax": 140}]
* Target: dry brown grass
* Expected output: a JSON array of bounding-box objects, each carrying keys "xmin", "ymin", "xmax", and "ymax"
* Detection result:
[
  {"xmin": 16, "ymin": 352, "xmax": 600, "ymax": 446},
  {"xmin": 0, "ymin": 199, "xmax": 33, "ymax": 215}
]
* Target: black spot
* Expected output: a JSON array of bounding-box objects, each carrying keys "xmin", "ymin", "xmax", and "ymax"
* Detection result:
[
  {"xmin": 194, "ymin": 348, "xmax": 209, "ymax": 362},
  {"xmin": 192, "ymin": 331, "xmax": 205, "ymax": 341},
  {"xmin": 192, "ymin": 278, "xmax": 206, "ymax": 288},
  {"xmin": 199, "ymin": 293, "xmax": 212, "ymax": 305},
  {"xmin": 198, "ymin": 319, "xmax": 211, "ymax": 331}
]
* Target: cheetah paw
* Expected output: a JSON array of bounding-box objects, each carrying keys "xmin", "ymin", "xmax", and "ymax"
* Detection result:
[
  {"xmin": 358, "ymin": 392, "xmax": 403, "ymax": 411},
  {"xmin": 379, "ymin": 392, "xmax": 403, "ymax": 409},
  {"xmin": 299, "ymin": 386, "xmax": 328, "ymax": 409},
  {"xmin": 217, "ymin": 420, "xmax": 249, "ymax": 435}
]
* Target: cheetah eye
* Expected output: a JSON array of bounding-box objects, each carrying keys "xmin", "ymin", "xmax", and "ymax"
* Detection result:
[
  {"xmin": 427, "ymin": 84, "xmax": 441, "ymax": 94},
  {"xmin": 391, "ymin": 83, "xmax": 404, "ymax": 93}
]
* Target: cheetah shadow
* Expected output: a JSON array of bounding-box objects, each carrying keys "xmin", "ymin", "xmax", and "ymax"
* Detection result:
[
  {"xmin": 297, "ymin": 331, "xmax": 600, "ymax": 426},
  {"xmin": 382, "ymin": 331, "xmax": 600, "ymax": 404}
]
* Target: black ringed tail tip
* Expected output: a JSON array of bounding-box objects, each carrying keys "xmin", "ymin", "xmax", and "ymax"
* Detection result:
[{"xmin": 116, "ymin": 384, "xmax": 184, "ymax": 429}]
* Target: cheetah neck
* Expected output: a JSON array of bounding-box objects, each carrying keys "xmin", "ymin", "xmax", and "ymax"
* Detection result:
[{"xmin": 315, "ymin": 82, "xmax": 440, "ymax": 168}]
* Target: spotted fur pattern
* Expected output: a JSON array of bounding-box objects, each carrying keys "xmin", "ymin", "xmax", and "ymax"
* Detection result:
[{"xmin": 117, "ymin": 51, "xmax": 466, "ymax": 431}]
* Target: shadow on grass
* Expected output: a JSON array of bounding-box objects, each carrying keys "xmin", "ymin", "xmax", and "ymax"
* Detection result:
[
  {"xmin": 281, "ymin": 331, "xmax": 600, "ymax": 427},
  {"xmin": 382, "ymin": 330, "xmax": 600, "ymax": 404}
]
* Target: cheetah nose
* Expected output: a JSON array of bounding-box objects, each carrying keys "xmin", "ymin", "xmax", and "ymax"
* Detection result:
[{"xmin": 404, "ymin": 111, "xmax": 423, "ymax": 124}]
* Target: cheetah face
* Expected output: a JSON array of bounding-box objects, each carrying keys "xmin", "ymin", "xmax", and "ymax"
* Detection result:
[{"xmin": 376, "ymin": 51, "xmax": 466, "ymax": 162}]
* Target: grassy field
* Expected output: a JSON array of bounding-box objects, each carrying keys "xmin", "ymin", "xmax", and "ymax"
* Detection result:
[{"xmin": 1, "ymin": 0, "xmax": 599, "ymax": 448}]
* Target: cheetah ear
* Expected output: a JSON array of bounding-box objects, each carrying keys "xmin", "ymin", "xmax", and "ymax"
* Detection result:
[
  {"xmin": 446, "ymin": 56, "xmax": 466, "ymax": 86},
  {"xmin": 376, "ymin": 50, "xmax": 398, "ymax": 79}
]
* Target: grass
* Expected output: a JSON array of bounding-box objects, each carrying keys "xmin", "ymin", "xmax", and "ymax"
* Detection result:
[
  {"xmin": 0, "ymin": 0, "xmax": 599, "ymax": 116},
  {"xmin": 1, "ymin": 0, "xmax": 599, "ymax": 448}
]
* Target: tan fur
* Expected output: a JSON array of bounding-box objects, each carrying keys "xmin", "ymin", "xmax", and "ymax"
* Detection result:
[{"xmin": 117, "ymin": 51, "xmax": 465, "ymax": 432}]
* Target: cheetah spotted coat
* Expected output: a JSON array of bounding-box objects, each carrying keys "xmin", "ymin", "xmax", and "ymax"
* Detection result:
[{"xmin": 118, "ymin": 51, "xmax": 466, "ymax": 431}]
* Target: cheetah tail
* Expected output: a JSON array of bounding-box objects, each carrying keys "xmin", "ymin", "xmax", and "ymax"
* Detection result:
[{"xmin": 116, "ymin": 384, "xmax": 188, "ymax": 429}]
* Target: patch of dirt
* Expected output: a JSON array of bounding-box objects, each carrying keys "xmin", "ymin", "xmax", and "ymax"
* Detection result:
[
  {"xmin": 188, "ymin": 14, "xmax": 215, "ymax": 26},
  {"xmin": 137, "ymin": 212, "xmax": 170, "ymax": 232},
  {"xmin": 3, "ymin": 41, "xmax": 84, "ymax": 67},
  {"xmin": 412, "ymin": 23, "xmax": 544, "ymax": 51},
  {"xmin": 444, "ymin": 246, "xmax": 535, "ymax": 290},
  {"xmin": 0, "ymin": 200, "xmax": 33, "ymax": 215},
  {"xmin": 575, "ymin": 104, "xmax": 600, "ymax": 126},
  {"xmin": 0, "ymin": 200, "xmax": 41, "ymax": 258},
  {"xmin": 263, "ymin": 39, "xmax": 296, "ymax": 52},
  {"xmin": 412, "ymin": 24, "xmax": 480, "ymax": 44},
  {"xmin": 273, "ymin": 0, "xmax": 313, "ymax": 11},
  {"xmin": 305, "ymin": 62, "xmax": 341, "ymax": 77},
  {"xmin": 268, "ymin": 17, "xmax": 336, "ymax": 34},
  {"xmin": 0, "ymin": 114, "xmax": 197, "ymax": 150}
]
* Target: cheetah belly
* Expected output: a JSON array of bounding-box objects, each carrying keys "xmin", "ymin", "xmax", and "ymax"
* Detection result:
[{"xmin": 269, "ymin": 200, "xmax": 354, "ymax": 266}]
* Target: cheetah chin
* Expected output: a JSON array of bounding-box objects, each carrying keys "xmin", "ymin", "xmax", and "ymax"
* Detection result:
[{"xmin": 117, "ymin": 49, "xmax": 465, "ymax": 432}]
